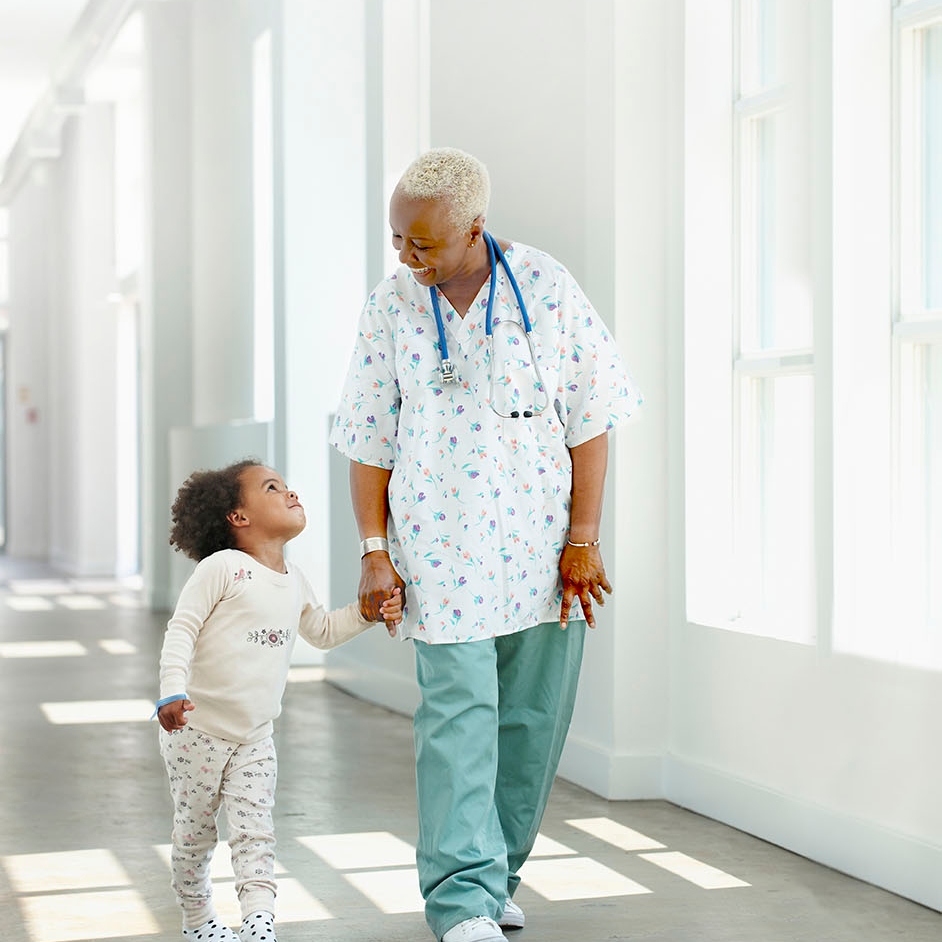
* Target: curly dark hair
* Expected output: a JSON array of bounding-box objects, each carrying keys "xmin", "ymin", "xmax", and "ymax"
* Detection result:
[{"xmin": 169, "ymin": 458, "xmax": 263, "ymax": 561}]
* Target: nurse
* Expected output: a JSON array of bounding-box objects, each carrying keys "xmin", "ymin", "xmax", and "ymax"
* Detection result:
[{"xmin": 330, "ymin": 148, "xmax": 641, "ymax": 942}]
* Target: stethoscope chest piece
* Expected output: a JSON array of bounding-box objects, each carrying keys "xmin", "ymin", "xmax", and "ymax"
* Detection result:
[{"xmin": 440, "ymin": 359, "xmax": 458, "ymax": 385}]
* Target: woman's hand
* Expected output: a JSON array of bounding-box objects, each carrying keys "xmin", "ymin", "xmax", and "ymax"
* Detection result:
[
  {"xmin": 157, "ymin": 698, "xmax": 194, "ymax": 732},
  {"xmin": 559, "ymin": 543, "xmax": 612, "ymax": 630},
  {"xmin": 359, "ymin": 552, "xmax": 406, "ymax": 631}
]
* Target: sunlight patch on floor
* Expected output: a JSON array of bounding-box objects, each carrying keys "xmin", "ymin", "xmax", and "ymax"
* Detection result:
[
  {"xmin": 520, "ymin": 856, "xmax": 652, "ymax": 900},
  {"xmin": 5, "ymin": 596, "xmax": 56, "ymax": 611},
  {"xmin": 17, "ymin": 889, "xmax": 159, "ymax": 941},
  {"xmin": 566, "ymin": 817, "xmax": 666, "ymax": 852},
  {"xmin": 8, "ymin": 580, "xmax": 71, "ymax": 595},
  {"xmin": 344, "ymin": 868, "xmax": 426, "ymax": 914},
  {"xmin": 529, "ymin": 833, "xmax": 577, "ymax": 857},
  {"xmin": 98, "ymin": 638, "xmax": 137, "ymax": 654},
  {"xmin": 297, "ymin": 831, "xmax": 416, "ymax": 870},
  {"xmin": 3, "ymin": 848, "xmax": 132, "ymax": 893},
  {"xmin": 40, "ymin": 699, "xmax": 153, "ymax": 724},
  {"xmin": 56, "ymin": 595, "xmax": 108, "ymax": 611},
  {"xmin": 638, "ymin": 851, "xmax": 750, "ymax": 889},
  {"xmin": 0, "ymin": 640, "xmax": 87, "ymax": 658},
  {"xmin": 286, "ymin": 666, "xmax": 326, "ymax": 683}
]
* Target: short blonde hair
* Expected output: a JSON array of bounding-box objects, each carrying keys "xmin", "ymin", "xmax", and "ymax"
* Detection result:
[{"xmin": 395, "ymin": 147, "xmax": 490, "ymax": 232}]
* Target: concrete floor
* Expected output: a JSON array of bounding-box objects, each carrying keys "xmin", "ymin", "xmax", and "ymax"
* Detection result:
[{"xmin": 1, "ymin": 560, "xmax": 940, "ymax": 942}]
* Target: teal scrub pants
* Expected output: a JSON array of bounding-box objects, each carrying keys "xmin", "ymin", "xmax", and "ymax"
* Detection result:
[{"xmin": 413, "ymin": 620, "xmax": 586, "ymax": 940}]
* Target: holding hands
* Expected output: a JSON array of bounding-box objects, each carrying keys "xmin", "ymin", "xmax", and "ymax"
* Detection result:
[{"xmin": 360, "ymin": 552, "xmax": 406, "ymax": 637}]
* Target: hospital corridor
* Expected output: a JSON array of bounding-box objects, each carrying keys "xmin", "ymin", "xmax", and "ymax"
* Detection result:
[
  {"xmin": 0, "ymin": 555, "xmax": 939, "ymax": 942},
  {"xmin": 2, "ymin": 1, "xmax": 942, "ymax": 941}
]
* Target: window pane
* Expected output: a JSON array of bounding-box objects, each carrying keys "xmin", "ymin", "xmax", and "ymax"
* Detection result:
[
  {"xmin": 924, "ymin": 23, "xmax": 942, "ymax": 310},
  {"xmin": 740, "ymin": 0, "xmax": 778, "ymax": 94},
  {"xmin": 928, "ymin": 345, "xmax": 942, "ymax": 626},
  {"xmin": 740, "ymin": 111, "xmax": 813, "ymax": 351},
  {"xmin": 894, "ymin": 342, "xmax": 942, "ymax": 666},
  {"xmin": 736, "ymin": 373, "xmax": 815, "ymax": 641}
]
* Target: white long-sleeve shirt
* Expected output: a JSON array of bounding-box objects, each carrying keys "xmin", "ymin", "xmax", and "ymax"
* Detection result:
[{"xmin": 158, "ymin": 548, "xmax": 373, "ymax": 743}]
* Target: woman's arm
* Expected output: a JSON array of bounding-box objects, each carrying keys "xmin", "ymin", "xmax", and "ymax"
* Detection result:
[
  {"xmin": 350, "ymin": 461, "xmax": 406, "ymax": 624},
  {"xmin": 559, "ymin": 431, "xmax": 612, "ymax": 629}
]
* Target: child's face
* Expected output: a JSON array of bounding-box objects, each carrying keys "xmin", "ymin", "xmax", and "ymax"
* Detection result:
[{"xmin": 231, "ymin": 465, "xmax": 306, "ymax": 541}]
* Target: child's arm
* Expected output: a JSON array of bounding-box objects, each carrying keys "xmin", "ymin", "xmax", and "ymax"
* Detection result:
[
  {"xmin": 156, "ymin": 554, "xmax": 228, "ymax": 720},
  {"xmin": 296, "ymin": 566, "xmax": 394, "ymax": 648}
]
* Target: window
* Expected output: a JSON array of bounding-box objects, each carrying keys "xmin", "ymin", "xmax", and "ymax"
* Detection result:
[
  {"xmin": 894, "ymin": 3, "xmax": 942, "ymax": 662},
  {"xmin": 685, "ymin": 0, "xmax": 816, "ymax": 642}
]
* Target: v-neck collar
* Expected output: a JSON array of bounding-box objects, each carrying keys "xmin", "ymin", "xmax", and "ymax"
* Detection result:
[{"xmin": 432, "ymin": 243, "xmax": 516, "ymax": 350}]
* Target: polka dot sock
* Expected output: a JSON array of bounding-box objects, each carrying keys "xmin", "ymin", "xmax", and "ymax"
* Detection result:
[
  {"xmin": 181, "ymin": 919, "xmax": 239, "ymax": 941},
  {"xmin": 239, "ymin": 911, "xmax": 276, "ymax": 942}
]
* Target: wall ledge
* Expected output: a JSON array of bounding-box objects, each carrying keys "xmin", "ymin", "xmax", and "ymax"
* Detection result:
[
  {"xmin": 325, "ymin": 647, "xmax": 420, "ymax": 718},
  {"xmin": 664, "ymin": 756, "xmax": 942, "ymax": 914},
  {"xmin": 558, "ymin": 735, "xmax": 664, "ymax": 800}
]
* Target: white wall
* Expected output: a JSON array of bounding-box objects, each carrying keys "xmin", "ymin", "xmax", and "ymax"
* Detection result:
[
  {"xmin": 49, "ymin": 105, "xmax": 122, "ymax": 575},
  {"xmin": 280, "ymin": 0, "xmax": 370, "ymax": 616},
  {"xmin": 190, "ymin": 0, "xmax": 260, "ymax": 427},
  {"xmin": 6, "ymin": 166, "xmax": 54, "ymax": 559},
  {"xmin": 6, "ymin": 104, "xmax": 129, "ymax": 575}
]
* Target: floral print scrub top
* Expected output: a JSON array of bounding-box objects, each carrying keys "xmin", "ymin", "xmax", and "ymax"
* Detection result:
[{"xmin": 330, "ymin": 242, "xmax": 642, "ymax": 644}]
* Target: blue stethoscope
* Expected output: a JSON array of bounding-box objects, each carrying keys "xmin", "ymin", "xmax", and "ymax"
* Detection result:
[{"xmin": 427, "ymin": 231, "xmax": 550, "ymax": 419}]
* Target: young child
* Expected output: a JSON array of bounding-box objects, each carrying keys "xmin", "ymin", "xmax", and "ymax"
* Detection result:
[{"xmin": 156, "ymin": 458, "xmax": 401, "ymax": 942}]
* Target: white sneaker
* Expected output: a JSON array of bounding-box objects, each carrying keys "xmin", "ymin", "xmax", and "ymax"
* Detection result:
[
  {"xmin": 441, "ymin": 916, "xmax": 507, "ymax": 942},
  {"xmin": 498, "ymin": 898, "xmax": 525, "ymax": 930},
  {"xmin": 182, "ymin": 919, "xmax": 239, "ymax": 942}
]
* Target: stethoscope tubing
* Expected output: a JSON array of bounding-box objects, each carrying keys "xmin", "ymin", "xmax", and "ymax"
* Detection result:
[{"xmin": 427, "ymin": 231, "xmax": 549, "ymax": 418}]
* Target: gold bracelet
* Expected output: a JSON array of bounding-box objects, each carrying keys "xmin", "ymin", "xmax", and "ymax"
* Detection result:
[{"xmin": 567, "ymin": 538, "xmax": 600, "ymax": 547}]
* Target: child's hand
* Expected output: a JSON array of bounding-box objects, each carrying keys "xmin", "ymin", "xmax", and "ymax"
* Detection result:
[
  {"xmin": 380, "ymin": 586, "xmax": 403, "ymax": 637},
  {"xmin": 157, "ymin": 699, "xmax": 194, "ymax": 732}
]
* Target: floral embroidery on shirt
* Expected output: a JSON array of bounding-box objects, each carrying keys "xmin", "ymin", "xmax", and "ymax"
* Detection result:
[
  {"xmin": 246, "ymin": 628, "xmax": 292, "ymax": 647},
  {"xmin": 233, "ymin": 568, "xmax": 252, "ymax": 584}
]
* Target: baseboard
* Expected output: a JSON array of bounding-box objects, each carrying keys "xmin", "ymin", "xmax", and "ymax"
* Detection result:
[
  {"xmin": 557, "ymin": 734, "xmax": 664, "ymax": 800},
  {"xmin": 664, "ymin": 756, "xmax": 942, "ymax": 914},
  {"xmin": 325, "ymin": 649, "xmax": 420, "ymax": 717}
]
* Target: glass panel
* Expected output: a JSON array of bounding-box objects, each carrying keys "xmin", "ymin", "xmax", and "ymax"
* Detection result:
[
  {"xmin": 736, "ymin": 373, "xmax": 815, "ymax": 640},
  {"xmin": 740, "ymin": 0, "xmax": 778, "ymax": 95},
  {"xmin": 740, "ymin": 111, "xmax": 813, "ymax": 352},
  {"xmin": 924, "ymin": 24, "xmax": 942, "ymax": 310},
  {"xmin": 927, "ymin": 344, "xmax": 942, "ymax": 627},
  {"xmin": 895, "ymin": 342, "xmax": 942, "ymax": 666}
]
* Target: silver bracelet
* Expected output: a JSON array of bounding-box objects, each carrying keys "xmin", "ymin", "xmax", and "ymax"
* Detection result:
[
  {"xmin": 360, "ymin": 536, "xmax": 390, "ymax": 558},
  {"xmin": 567, "ymin": 538, "xmax": 600, "ymax": 548}
]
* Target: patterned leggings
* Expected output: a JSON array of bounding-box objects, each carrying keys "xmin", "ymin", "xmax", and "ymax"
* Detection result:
[{"xmin": 159, "ymin": 726, "xmax": 278, "ymax": 928}]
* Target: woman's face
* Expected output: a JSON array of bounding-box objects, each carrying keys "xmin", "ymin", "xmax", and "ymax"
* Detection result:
[{"xmin": 389, "ymin": 192, "xmax": 482, "ymax": 287}]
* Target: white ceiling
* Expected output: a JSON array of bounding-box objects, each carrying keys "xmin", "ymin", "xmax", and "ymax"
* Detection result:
[{"xmin": 0, "ymin": 0, "xmax": 91, "ymax": 170}]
